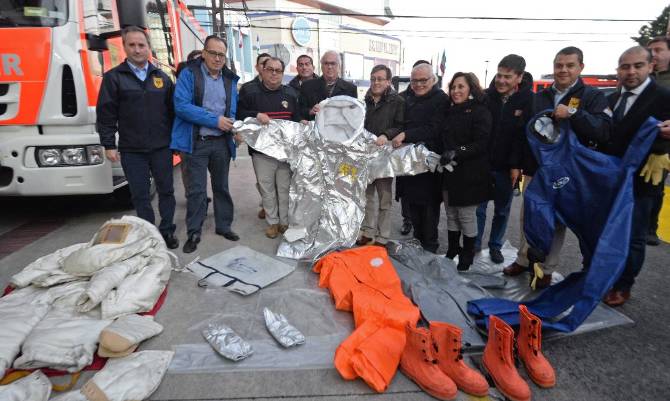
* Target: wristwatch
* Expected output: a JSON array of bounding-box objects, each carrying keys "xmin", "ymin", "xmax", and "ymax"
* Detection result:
[{"xmin": 567, "ymin": 106, "xmax": 577, "ymax": 116}]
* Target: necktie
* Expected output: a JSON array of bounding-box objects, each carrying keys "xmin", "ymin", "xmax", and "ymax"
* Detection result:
[{"xmin": 613, "ymin": 91, "xmax": 633, "ymax": 123}]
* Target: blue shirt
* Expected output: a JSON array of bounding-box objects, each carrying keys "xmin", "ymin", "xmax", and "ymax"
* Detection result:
[
  {"xmin": 199, "ymin": 62, "xmax": 227, "ymax": 137},
  {"xmin": 127, "ymin": 61, "xmax": 148, "ymax": 81}
]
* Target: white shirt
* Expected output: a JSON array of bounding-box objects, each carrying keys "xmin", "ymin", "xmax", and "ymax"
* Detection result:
[
  {"xmin": 613, "ymin": 77, "xmax": 652, "ymax": 117},
  {"xmin": 552, "ymin": 79, "xmax": 579, "ymax": 107}
]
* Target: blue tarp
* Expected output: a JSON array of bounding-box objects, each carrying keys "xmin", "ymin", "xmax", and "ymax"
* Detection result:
[{"xmin": 467, "ymin": 113, "xmax": 658, "ymax": 332}]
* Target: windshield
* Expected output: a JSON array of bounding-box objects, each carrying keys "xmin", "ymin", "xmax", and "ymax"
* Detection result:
[{"xmin": 0, "ymin": 0, "xmax": 68, "ymax": 28}]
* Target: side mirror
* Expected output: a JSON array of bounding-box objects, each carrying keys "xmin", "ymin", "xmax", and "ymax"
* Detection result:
[
  {"xmin": 117, "ymin": 0, "xmax": 147, "ymax": 29},
  {"xmin": 86, "ymin": 33, "xmax": 109, "ymax": 52}
]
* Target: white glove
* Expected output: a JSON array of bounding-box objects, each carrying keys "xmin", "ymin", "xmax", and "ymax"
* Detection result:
[
  {"xmin": 0, "ymin": 371, "xmax": 51, "ymax": 401},
  {"xmin": 98, "ymin": 314, "xmax": 163, "ymax": 358}
]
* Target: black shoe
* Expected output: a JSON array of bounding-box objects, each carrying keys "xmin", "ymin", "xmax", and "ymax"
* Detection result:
[
  {"xmin": 489, "ymin": 248, "xmax": 504, "ymax": 264},
  {"xmin": 457, "ymin": 235, "xmax": 476, "ymax": 271},
  {"xmin": 400, "ymin": 221, "xmax": 412, "ymax": 235},
  {"xmin": 182, "ymin": 234, "xmax": 200, "ymax": 253},
  {"xmin": 162, "ymin": 233, "xmax": 179, "ymax": 250},
  {"xmin": 646, "ymin": 233, "xmax": 660, "ymax": 246},
  {"xmin": 216, "ymin": 230, "xmax": 240, "ymax": 241}
]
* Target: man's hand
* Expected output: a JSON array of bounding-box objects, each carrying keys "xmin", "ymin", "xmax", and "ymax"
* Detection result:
[
  {"xmin": 309, "ymin": 104, "xmax": 321, "ymax": 116},
  {"xmin": 234, "ymin": 133, "xmax": 243, "ymax": 144},
  {"xmin": 658, "ymin": 120, "xmax": 670, "ymax": 140},
  {"xmin": 510, "ymin": 168, "xmax": 521, "ymax": 187},
  {"xmin": 375, "ymin": 134, "xmax": 388, "ymax": 146},
  {"xmin": 392, "ymin": 132, "xmax": 406, "ymax": 148},
  {"xmin": 300, "ymin": 120, "xmax": 309, "ymax": 125},
  {"xmin": 105, "ymin": 149, "xmax": 119, "ymax": 162},
  {"xmin": 553, "ymin": 104, "xmax": 571, "ymax": 120},
  {"xmin": 256, "ymin": 113, "xmax": 271, "ymax": 125},
  {"xmin": 640, "ymin": 153, "xmax": 670, "ymax": 185},
  {"xmin": 218, "ymin": 116, "xmax": 234, "ymax": 131}
]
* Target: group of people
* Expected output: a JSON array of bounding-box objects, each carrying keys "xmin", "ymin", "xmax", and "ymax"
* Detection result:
[{"xmin": 96, "ymin": 25, "xmax": 670, "ymax": 307}]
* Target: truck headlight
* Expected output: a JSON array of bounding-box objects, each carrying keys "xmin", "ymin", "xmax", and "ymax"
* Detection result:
[
  {"xmin": 37, "ymin": 148, "xmax": 61, "ymax": 166},
  {"xmin": 86, "ymin": 145, "xmax": 104, "ymax": 165},
  {"xmin": 61, "ymin": 147, "xmax": 87, "ymax": 165}
]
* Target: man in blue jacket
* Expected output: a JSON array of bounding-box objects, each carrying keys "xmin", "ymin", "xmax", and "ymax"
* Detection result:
[
  {"xmin": 171, "ymin": 35, "xmax": 240, "ymax": 253},
  {"xmin": 97, "ymin": 26, "xmax": 178, "ymax": 249}
]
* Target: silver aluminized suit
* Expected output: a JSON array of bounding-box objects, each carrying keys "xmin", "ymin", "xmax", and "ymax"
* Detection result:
[{"xmin": 234, "ymin": 96, "xmax": 440, "ymax": 260}]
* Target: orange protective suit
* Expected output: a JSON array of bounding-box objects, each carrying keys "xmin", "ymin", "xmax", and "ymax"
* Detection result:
[{"xmin": 313, "ymin": 246, "xmax": 420, "ymax": 392}]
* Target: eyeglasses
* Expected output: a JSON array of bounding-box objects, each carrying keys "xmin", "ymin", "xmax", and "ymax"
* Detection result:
[
  {"xmin": 322, "ymin": 61, "xmax": 338, "ymax": 67},
  {"xmin": 410, "ymin": 78, "xmax": 431, "ymax": 85},
  {"xmin": 264, "ymin": 67, "xmax": 283, "ymax": 74},
  {"xmin": 297, "ymin": 62, "xmax": 313, "ymax": 67},
  {"xmin": 204, "ymin": 49, "xmax": 226, "ymax": 59},
  {"xmin": 370, "ymin": 77, "xmax": 388, "ymax": 82}
]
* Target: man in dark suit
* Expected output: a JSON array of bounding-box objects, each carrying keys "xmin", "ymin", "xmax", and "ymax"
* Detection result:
[
  {"xmin": 603, "ymin": 46, "xmax": 670, "ymax": 306},
  {"xmin": 299, "ymin": 50, "xmax": 358, "ymax": 121}
]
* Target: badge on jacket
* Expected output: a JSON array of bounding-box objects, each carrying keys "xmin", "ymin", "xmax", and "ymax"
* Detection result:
[
  {"xmin": 281, "ymin": 100, "xmax": 289, "ymax": 109},
  {"xmin": 153, "ymin": 76, "xmax": 164, "ymax": 89},
  {"xmin": 514, "ymin": 109, "xmax": 523, "ymax": 117},
  {"xmin": 567, "ymin": 97, "xmax": 580, "ymax": 109}
]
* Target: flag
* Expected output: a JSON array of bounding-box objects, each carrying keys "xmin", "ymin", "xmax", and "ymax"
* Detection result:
[
  {"xmin": 238, "ymin": 24, "xmax": 243, "ymax": 48},
  {"xmin": 439, "ymin": 51, "xmax": 446, "ymax": 76}
]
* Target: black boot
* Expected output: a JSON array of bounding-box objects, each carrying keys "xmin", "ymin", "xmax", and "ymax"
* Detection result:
[
  {"xmin": 457, "ymin": 235, "xmax": 476, "ymax": 271},
  {"xmin": 445, "ymin": 230, "xmax": 461, "ymax": 259}
]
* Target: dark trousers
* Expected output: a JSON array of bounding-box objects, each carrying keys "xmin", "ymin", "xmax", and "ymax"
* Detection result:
[
  {"xmin": 120, "ymin": 148, "xmax": 176, "ymax": 236},
  {"xmin": 401, "ymin": 197, "xmax": 412, "ymax": 224},
  {"xmin": 475, "ymin": 170, "xmax": 513, "ymax": 250},
  {"xmin": 182, "ymin": 137, "xmax": 233, "ymax": 237},
  {"xmin": 613, "ymin": 195, "xmax": 656, "ymax": 292},
  {"xmin": 408, "ymin": 201, "xmax": 441, "ymax": 253},
  {"xmin": 648, "ymin": 171, "xmax": 667, "ymax": 235}
]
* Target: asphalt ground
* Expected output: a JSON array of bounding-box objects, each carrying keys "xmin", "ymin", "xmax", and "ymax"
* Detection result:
[{"xmin": 0, "ymin": 149, "xmax": 668, "ymax": 401}]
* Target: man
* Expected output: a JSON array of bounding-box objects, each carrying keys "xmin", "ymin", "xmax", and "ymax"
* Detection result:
[
  {"xmin": 505, "ymin": 46, "xmax": 612, "ymax": 287},
  {"xmin": 476, "ymin": 54, "xmax": 534, "ymax": 264},
  {"xmin": 392, "ymin": 63, "xmax": 448, "ymax": 253},
  {"xmin": 171, "ymin": 35, "xmax": 241, "ymax": 253},
  {"xmin": 299, "ymin": 50, "xmax": 358, "ymax": 120},
  {"xmin": 96, "ymin": 26, "xmax": 178, "ymax": 249},
  {"xmin": 237, "ymin": 57, "xmax": 301, "ymax": 238},
  {"xmin": 239, "ymin": 53, "xmax": 271, "ymax": 96},
  {"xmin": 356, "ymin": 64, "xmax": 404, "ymax": 247},
  {"xmin": 603, "ymin": 46, "xmax": 670, "ymax": 306},
  {"xmin": 288, "ymin": 54, "xmax": 318, "ymax": 91},
  {"xmin": 645, "ymin": 36, "xmax": 670, "ymax": 245}
]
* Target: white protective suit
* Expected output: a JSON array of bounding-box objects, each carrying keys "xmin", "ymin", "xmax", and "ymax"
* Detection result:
[
  {"xmin": 50, "ymin": 351, "xmax": 174, "ymax": 401},
  {"xmin": 0, "ymin": 371, "xmax": 51, "ymax": 401},
  {"xmin": 234, "ymin": 95, "xmax": 441, "ymax": 260}
]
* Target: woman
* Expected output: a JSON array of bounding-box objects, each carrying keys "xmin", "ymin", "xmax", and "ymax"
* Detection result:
[{"xmin": 441, "ymin": 72, "xmax": 492, "ymax": 271}]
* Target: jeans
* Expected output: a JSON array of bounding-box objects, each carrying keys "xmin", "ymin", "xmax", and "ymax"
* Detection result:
[
  {"xmin": 182, "ymin": 137, "xmax": 234, "ymax": 237},
  {"xmin": 475, "ymin": 170, "xmax": 513, "ymax": 250},
  {"xmin": 613, "ymin": 195, "xmax": 656, "ymax": 292},
  {"xmin": 120, "ymin": 148, "xmax": 176, "ymax": 236}
]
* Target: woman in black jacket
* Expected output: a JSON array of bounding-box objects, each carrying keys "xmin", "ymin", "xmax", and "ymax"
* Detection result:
[{"xmin": 441, "ymin": 72, "xmax": 493, "ymax": 270}]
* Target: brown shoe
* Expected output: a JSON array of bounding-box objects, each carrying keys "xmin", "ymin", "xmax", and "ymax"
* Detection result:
[
  {"xmin": 258, "ymin": 208, "xmax": 266, "ymax": 219},
  {"xmin": 503, "ymin": 262, "xmax": 527, "ymax": 276},
  {"xmin": 278, "ymin": 224, "xmax": 288, "ymax": 234},
  {"xmin": 265, "ymin": 224, "xmax": 280, "ymax": 239},
  {"xmin": 355, "ymin": 236, "xmax": 373, "ymax": 246},
  {"xmin": 603, "ymin": 289, "xmax": 631, "ymax": 307}
]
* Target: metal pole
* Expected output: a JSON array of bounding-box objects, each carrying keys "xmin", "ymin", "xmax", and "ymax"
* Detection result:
[{"xmin": 484, "ymin": 60, "xmax": 489, "ymax": 85}]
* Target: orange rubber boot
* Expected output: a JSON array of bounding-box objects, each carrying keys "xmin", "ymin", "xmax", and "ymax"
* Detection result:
[
  {"xmin": 399, "ymin": 324, "xmax": 457, "ymax": 400},
  {"xmin": 482, "ymin": 316, "xmax": 531, "ymax": 401},
  {"xmin": 430, "ymin": 321, "xmax": 489, "ymax": 397},
  {"xmin": 518, "ymin": 305, "xmax": 556, "ymax": 388}
]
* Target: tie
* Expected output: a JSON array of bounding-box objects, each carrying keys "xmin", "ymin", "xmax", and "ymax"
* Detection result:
[{"xmin": 613, "ymin": 91, "xmax": 633, "ymax": 123}]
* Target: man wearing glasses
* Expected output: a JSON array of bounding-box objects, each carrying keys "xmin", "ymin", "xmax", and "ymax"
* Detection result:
[
  {"xmin": 392, "ymin": 63, "xmax": 448, "ymax": 253},
  {"xmin": 299, "ymin": 50, "xmax": 357, "ymax": 121},
  {"xmin": 171, "ymin": 35, "xmax": 241, "ymax": 253},
  {"xmin": 237, "ymin": 57, "xmax": 301, "ymax": 239},
  {"xmin": 288, "ymin": 54, "xmax": 318, "ymax": 91}
]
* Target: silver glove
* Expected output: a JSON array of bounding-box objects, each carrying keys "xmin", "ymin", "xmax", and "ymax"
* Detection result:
[
  {"xmin": 202, "ymin": 323, "xmax": 253, "ymax": 361},
  {"xmin": 263, "ymin": 307, "xmax": 305, "ymax": 348}
]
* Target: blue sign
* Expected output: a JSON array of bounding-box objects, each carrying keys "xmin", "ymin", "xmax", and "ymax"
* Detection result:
[{"xmin": 291, "ymin": 17, "xmax": 311, "ymax": 47}]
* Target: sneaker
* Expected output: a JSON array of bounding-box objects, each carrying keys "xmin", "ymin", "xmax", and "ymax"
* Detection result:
[
  {"xmin": 489, "ymin": 248, "xmax": 504, "ymax": 264},
  {"xmin": 265, "ymin": 224, "xmax": 280, "ymax": 239},
  {"xmin": 182, "ymin": 234, "xmax": 200, "ymax": 254},
  {"xmin": 216, "ymin": 230, "xmax": 240, "ymax": 241}
]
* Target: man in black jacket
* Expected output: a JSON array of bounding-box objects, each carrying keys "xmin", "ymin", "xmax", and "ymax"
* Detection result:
[
  {"xmin": 288, "ymin": 54, "xmax": 318, "ymax": 91},
  {"xmin": 505, "ymin": 46, "xmax": 612, "ymax": 287},
  {"xmin": 356, "ymin": 64, "xmax": 404, "ymax": 247},
  {"xmin": 239, "ymin": 53, "xmax": 271, "ymax": 97},
  {"xmin": 299, "ymin": 50, "xmax": 357, "ymax": 121},
  {"xmin": 392, "ymin": 63, "xmax": 448, "ymax": 253},
  {"xmin": 603, "ymin": 46, "xmax": 670, "ymax": 306},
  {"xmin": 476, "ymin": 54, "xmax": 533, "ymax": 264},
  {"xmin": 96, "ymin": 26, "xmax": 178, "ymax": 249},
  {"xmin": 237, "ymin": 57, "xmax": 301, "ymax": 239}
]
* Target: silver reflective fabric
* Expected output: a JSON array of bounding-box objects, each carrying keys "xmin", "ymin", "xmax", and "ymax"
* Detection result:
[
  {"xmin": 202, "ymin": 323, "xmax": 253, "ymax": 361},
  {"xmin": 263, "ymin": 307, "xmax": 305, "ymax": 348},
  {"xmin": 234, "ymin": 95, "xmax": 439, "ymax": 260}
]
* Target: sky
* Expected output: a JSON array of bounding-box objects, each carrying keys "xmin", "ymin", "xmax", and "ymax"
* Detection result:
[{"xmin": 326, "ymin": 0, "xmax": 669, "ymax": 85}]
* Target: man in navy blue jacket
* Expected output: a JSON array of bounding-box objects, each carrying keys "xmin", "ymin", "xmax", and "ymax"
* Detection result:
[{"xmin": 97, "ymin": 26, "xmax": 178, "ymax": 249}]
